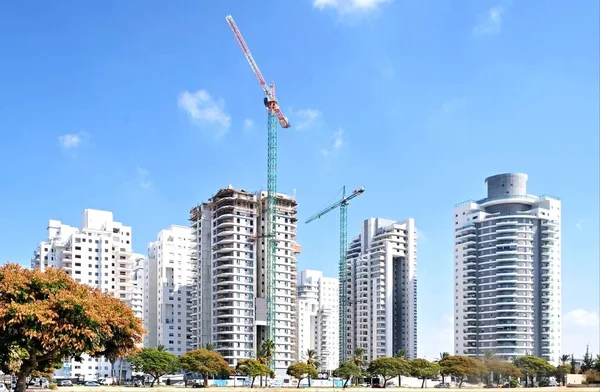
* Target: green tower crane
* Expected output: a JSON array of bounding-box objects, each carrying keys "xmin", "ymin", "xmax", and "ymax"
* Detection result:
[
  {"xmin": 305, "ymin": 186, "xmax": 365, "ymax": 364},
  {"xmin": 226, "ymin": 15, "xmax": 290, "ymax": 366}
]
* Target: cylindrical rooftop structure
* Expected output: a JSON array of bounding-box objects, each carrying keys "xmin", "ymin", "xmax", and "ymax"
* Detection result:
[{"xmin": 485, "ymin": 173, "xmax": 528, "ymax": 198}]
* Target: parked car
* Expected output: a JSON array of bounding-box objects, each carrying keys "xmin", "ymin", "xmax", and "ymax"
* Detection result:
[
  {"xmin": 58, "ymin": 380, "xmax": 73, "ymax": 387},
  {"xmin": 83, "ymin": 382, "xmax": 100, "ymax": 387},
  {"xmin": 434, "ymin": 383, "xmax": 451, "ymax": 388}
]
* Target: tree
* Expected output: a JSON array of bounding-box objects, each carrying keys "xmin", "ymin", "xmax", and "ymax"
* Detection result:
[
  {"xmin": 352, "ymin": 348, "xmax": 366, "ymax": 386},
  {"xmin": 394, "ymin": 350, "xmax": 410, "ymax": 387},
  {"xmin": 204, "ymin": 343, "xmax": 215, "ymax": 351},
  {"xmin": 287, "ymin": 362, "xmax": 317, "ymax": 388},
  {"xmin": 435, "ymin": 352, "xmax": 450, "ymax": 384},
  {"xmin": 584, "ymin": 369, "xmax": 600, "ymax": 384},
  {"xmin": 581, "ymin": 345, "xmax": 594, "ymax": 373},
  {"xmin": 555, "ymin": 365, "xmax": 570, "ymax": 386},
  {"xmin": 180, "ymin": 348, "xmax": 230, "ymax": 387},
  {"xmin": 439, "ymin": 356, "xmax": 481, "ymax": 388},
  {"xmin": 409, "ymin": 359, "xmax": 440, "ymax": 389},
  {"xmin": 367, "ymin": 357, "xmax": 404, "ymax": 388},
  {"xmin": 0, "ymin": 264, "xmax": 144, "ymax": 392},
  {"xmin": 306, "ymin": 349, "xmax": 321, "ymax": 371},
  {"xmin": 559, "ymin": 354, "xmax": 571, "ymax": 365},
  {"xmin": 595, "ymin": 355, "xmax": 600, "ymax": 372},
  {"xmin": 334, "ymin": 361, "xmax": 361, "ymax": 388},
  {"xmin": 484, "ymin": 360, "xmax": 521, "ymax": 385},
  {"xmin": 513, "ymin": 356, "xmax": 555, "ymax": 387},
  {"xmin": 128, "ymin": 347, "xmax": 180, "ymax": 386},
  {"xmin": 570, "ymin": 354, "xmax": 577, "ymax": 374},
  {"xmin": 236, "ymin": 359, "xmax": 273, "ymax": 388}
]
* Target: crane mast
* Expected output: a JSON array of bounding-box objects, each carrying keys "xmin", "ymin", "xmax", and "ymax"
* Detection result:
[
  {"xmin": 226, "ymin": 15, "xmax": 290, "ymax": 370},
  {"xmin": 305, "ymin": 186, "xmax": 364, "ymax": 364}
]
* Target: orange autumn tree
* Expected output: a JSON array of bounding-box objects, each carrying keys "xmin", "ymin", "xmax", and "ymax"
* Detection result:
[{"xmin": 0, "ymin": 264, "xmax": 145, "ymax": 392}]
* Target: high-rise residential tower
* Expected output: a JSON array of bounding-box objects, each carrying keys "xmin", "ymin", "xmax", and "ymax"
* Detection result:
[
  {"xmin": 346, "ymin": 218, "xmax": 418, "ymax": 360},
  {"xmin": 454, "ymin": 173, "xmax": 561, "ymax": 363},
  {"xmin": 31, "ymin": 209, "xmax": 144, "ymax": 381},
  {"xmin": 145, "ymin": 225, "xmax": 196, "ymax": 354},
  {"xmin": 189, "ymin": 186, "xmax": 300, "ymax": 376},
  {"xmin": 296, "ymin": 269, "xmax": 339, "ymax": 372}
]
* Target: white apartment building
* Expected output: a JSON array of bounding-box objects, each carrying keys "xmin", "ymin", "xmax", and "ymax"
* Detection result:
[
  {"xmin": 189, "ymin": 186, "xmax": 300, "ymax": 376},
  {"xmin": 296, "ymin": 270, "xmax": 339, "ymax": 372},
  {"xmin": 346, "ymin": 218, "xmax": 418, "ymax": 361},
  {"xmin": 31, "ymin": 209, "xmax": 144, "ymax": 381},
  {"xmin": 145, "ymin": 225, "xmax": 196, "ymax": 354},
  {"xmin": 454, "ymin": 173, "xmax": 561, "ymax": 364}
]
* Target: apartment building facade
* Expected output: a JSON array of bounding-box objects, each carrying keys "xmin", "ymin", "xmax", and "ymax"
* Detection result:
[
  {"xmin": 346, "ymin": 218, "xmax": 418, "ymax": 361},
  {"xmin": 189, "ymin": 186, "xmax": 300, "ymax": 376},
  {"xmin": 296, "ymin": 270, "xmax": 339, "ymax": 372},
  {"xmin": 145, "ymin": 225, "xmax": 196, "ymax": 354},
  {"xmin": 31, "ymin": 209, "xmax": 144, "ymax": 381},
  {"xmin": 454, "ymin": 173, "xmax": 561, "ymax": 363}
]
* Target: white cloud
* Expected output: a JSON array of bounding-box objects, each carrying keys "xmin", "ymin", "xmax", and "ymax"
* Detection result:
[
  {"xmin": 58, "ymin": 132, "xmax": 87, "ymax": 149},
  {"xmin": 178, "ymin": 89, "xmax": 231, "ymax": 138},
  {"xmin": 321, "ymin": 128, "xmax": 344, "ymax": 156},
  {"xmin": 136, "ymin": 166, "xmax": 152, "ymax": 189},
  {"xmin": 564, "ymin": 309, "xmax": 600, "ymax": 328},
  {"xmin": 313, "ymin": 0, "xmax": 392, "ymax": 14},
  {"xmin": 473, "ymin": 5, "xmax": 506, "ymax": 36},
  {"xmin": 293, "ymin": 108, "xmax": 322, "ymax": 131},
  {"xmin": 576, "ymin": 219, "xmax": 585, "ymax": 230},
  {"xmin": 243, "ymin": 119, "xmax": 254, "ymax": 132}
]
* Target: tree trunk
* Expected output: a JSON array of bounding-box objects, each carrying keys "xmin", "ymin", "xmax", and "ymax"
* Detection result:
[
  {"xmin": 16, "ymin": 365, "xmax": 33, "ymax": 392},
  {"xmin": 343, "ymin": 378, "xmax": 350, "ymax": 388},
  {"xmin": 421, "ymin": 377, "xmax": 426, "ymax": 388},
  {"xmin": 118, "ymin": 358, "xmax": 124, "ymax": 385},
  {"xmin": 398, "ymin": 375, "xmax": 402, "ymax": 387},
  {"xmin": 297, "ymin": 379, "xmax": 301, "ymax": 388},
  {"xmin": 251, "ymin": 376, "xmax": 256, "ymax": 388},
  {"xmin": 459, "ymin": 377, "xmax": 464, "ymax": 388},
  {"xmin": 203, "ymin": 374, "xmax": 209, "ymax": 388},
  {"xmin": 308, "ymin": 377, "xmax": 311, "ymax": 387}
]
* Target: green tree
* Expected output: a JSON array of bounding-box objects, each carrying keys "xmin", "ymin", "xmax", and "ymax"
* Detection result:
[
  {"xmin": 334, "ymin": 361, "xmax": 361, "ymax": 388},
  {"xmin": 0, "ymin": 264, "xmax": 144, "ymax": 392},
  {"xmin": 236, "ymin": 359, "xmax": 273, "ymax": 388},
  {"xmin": 439, "ymin": 356, "xmax": 481, "ymax": 388},
  {"xmin": 581, "ymin": 345, "xmax": 594, "ymax": 373},
  {"xmin": 367, "ymin": 357, "xmax": 404, "ymax": 388},
  {"xmin": 396, "ymin": 357, "xmax": 411, "ymax": 387},
  {"xmin": 513, "ymin": 355, "xmax": 555, "ymax": 387},
  {"xmin": 395, "ymin": 350, "xmax": 409, "ymax": 360},
  {"xmin": 584, "ymin": 369, "xmax": 600, "ymax": 384},
  {"xmin": 555, "ymin": 364, "xmax": 570, "ymax": 386},
  {"xmin": 352, "ymin": 348, "xmax": 366, "ymax": 386},
  {"xmin": 435, "ymin": 352, "xmax": 450, "ymax": 384},
  {"xmin": 128, "ymin": 347, "xmax": 180, "ymax": 386},
  {"xmin": 594, "ymin": 355, "xmax": 600, "ymax": 372},
  {"xmin": 559, "ymin": 354, "xmax": 571, "ymax": 365},
  {"xmin": 180, "ymin": 348, "xmax": 230, "ymax": 388},
  {"xmin": 409, "ymin": 359, "xmax": 440, "ymax": 389},
  {"xmin": 484, "ymin": 360, "xmax": 521, "ymax": 385},
  {"xmin": 286, "ymin": 362, "xmax": 317, "ymax": 388},
  {"xmin": 570, "ymin": 354, "xmax": 577, "ymax": 374},
  {"xmin": 204, "ymin": 343, "xmax": 215, "ymax": 351},
  {"xmin": 306, "ymin": 349, "xmax": 321, "ymax": 370}
]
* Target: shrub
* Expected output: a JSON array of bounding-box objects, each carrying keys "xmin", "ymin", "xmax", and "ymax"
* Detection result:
[
  {"xmin": 584, "ymin": 369, "xmax": 600, "ymax": 384},
  {"xmin": 48, "ymin": 383, "xmax": 58, "ymax": 390},
  {"xmin": 509, "ymin": 379, "xmax": 520, "ymax": 388}
]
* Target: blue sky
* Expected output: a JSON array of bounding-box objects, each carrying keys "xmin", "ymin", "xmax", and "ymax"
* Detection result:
[{"xmin": 0, "ymin": 0, "xmax": 598, "ymax": 359}]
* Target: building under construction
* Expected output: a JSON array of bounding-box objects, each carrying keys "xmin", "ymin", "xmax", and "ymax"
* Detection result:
[{"xmin": 189, "ymin": 185, "xmax": 300, "ymax": 375}]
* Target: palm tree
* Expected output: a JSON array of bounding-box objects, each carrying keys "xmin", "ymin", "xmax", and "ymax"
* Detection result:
[
  {"xmin": 395, "ymin": 350, "xmax": 409, "ymax": 360},
  {"xmin": 204, "ymin": 343, "xmax": 215, "ymax": 351},
  {"xmin": 157, "ymin": 344, "xmax": 166, "ymax": 351},
  {"xmin": 559, "ymin": 354, "xmax": 571, "ymax": 365},
  {"xmin": 306, "ymin": 349, "xmax": 321, "ymax": 387},
  {"xmin": 435, "ymin": 352, "xmax": 450, "ymax": 385},
  {"xmin": 352, "ymin": 348, "xmax": 366, "ymax": 386},
  {"xmin": 262, "ymin": 339, "xmax": 275, "ymax": 367},
  {"xmin": 394, "ymin": 350, "xmax": 410, "ymax": 386},
  {"xmin": 483, "ymin": 350, "xmax": 496, "ymax": 361}
]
